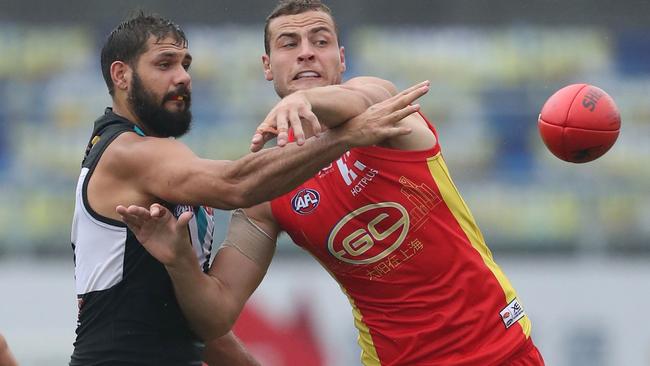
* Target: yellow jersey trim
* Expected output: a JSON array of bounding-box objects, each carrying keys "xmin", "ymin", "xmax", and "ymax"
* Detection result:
[{"xmin": 427, "ymin": 153, "xmax": 531, "ymax": 337}]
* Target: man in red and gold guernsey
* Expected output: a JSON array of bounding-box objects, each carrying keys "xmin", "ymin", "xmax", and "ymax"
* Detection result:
[{"xmin": 119, "ymin": 1, "xmax": 545, "ymax": 365}]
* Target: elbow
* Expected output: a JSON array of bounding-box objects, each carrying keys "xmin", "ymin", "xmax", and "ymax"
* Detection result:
[
  {"xmin": 201, "ymin": 320, "xmax": 236, "ymax": 342},
  {"xmin": 221, "ymin": 185, "xmax": 256, "ymax": 210},
  {"xmin": 226, "ymin": 179, "xmax": 268, "ymax": 209},
  {"xmin": 215, "ymin": 165, "xmax": 259, "ymax": 209},
  {"xmin": 199, "ymin": 306, "xmax": 240, "ymax": 342}
]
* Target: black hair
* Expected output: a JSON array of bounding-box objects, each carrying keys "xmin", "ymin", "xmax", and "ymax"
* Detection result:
[{"xmin": 100, "ymin": 11, "xmax": 187, "ymax": 95}]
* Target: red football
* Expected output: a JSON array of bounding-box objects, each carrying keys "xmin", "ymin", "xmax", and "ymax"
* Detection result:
[{"xmin": 538, "ymin": 84, "xmax": 621, "ymax": 163}]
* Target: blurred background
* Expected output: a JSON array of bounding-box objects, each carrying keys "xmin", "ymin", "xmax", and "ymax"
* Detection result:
[{"xmin": 0, "ymin": 0, "xmax": 649, "ymax": 365}]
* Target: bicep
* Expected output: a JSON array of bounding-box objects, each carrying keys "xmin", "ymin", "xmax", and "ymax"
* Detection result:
[
  {"xmin": 209, "ymin": 246, "xmax": 267, "ymax": 306},
  {"xmin": 128, "ymin": 138, "xmax": 242, "ymax": 208},
  {"xmin": 208, "ymin": 203, "xmax": 279, "ymax": 306}
]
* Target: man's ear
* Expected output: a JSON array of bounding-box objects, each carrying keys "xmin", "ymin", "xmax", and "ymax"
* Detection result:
[
  {"xmin": 111, "ymin": 61, "xmax": 131, "ymax": 92},
  {"xmin": 339, "ymin": 46, "xmax": 346, "ymax": 74},
  {"xmin": 262, "ymin": 54, "xmax": 273, "ymax": 81}
]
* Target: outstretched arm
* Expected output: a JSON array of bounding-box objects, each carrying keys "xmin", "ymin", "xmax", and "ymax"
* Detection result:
[
  {"xmin": 107, "ymin": 82, "xmax": 428, "ymax": 211},
  {"xmin": 251, "ymin": 78, "xmax": 429, "ymax": 151}
]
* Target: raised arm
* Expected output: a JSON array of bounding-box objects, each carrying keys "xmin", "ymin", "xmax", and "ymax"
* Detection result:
[{"xmin": 251, "ymin": 79, "xmax": 429, "ymax": 151}]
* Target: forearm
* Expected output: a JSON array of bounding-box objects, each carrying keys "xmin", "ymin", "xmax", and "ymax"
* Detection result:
[
  {"xmin": 301, "ymin": 79, "xmax": 395, "ymax": 128},
  {"xmin": 224, "ymin": 129, "xmax": 349, "ymax": 208},
  {"xmin": 161, "ymin": 129, "xmax": 348, "ymax": 209},
  {"xmin": 165, "ymin": 254, "xmax": 240, "ymax": 340},
  {"xmin": 203, "ymin": 332, "xmax": 260, "ymax": 366}
]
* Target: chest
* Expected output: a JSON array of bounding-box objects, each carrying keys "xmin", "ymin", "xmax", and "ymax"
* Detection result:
[{"xmin": 277, "ymin": 153, "xmax": 451, "ymax": 278}]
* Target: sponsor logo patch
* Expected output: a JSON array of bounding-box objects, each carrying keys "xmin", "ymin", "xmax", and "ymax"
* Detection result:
[
  {"xmin": 500, "ymin": 298, "xmax": 526, "ymax": 329},
  {"xmin": 291, "ymin": 188, "xmax": 320, "ymax": 215},
  {"xmin": 328, "ymin": 202, "xmax": 410, "ymax": 265}
]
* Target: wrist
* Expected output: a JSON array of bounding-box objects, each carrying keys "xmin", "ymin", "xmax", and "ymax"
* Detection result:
[
  {"xmin": 164, "ymin": 248, "xmax": 197, "ymax": 275},
  {"xmin": 324, "ymin": 127, "xmax": 353, "ymax": 151}
]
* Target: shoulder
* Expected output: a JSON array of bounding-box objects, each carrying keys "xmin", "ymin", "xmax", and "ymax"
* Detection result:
[{"xmin": 101, "ymin": 133, "xmax": 195, "ymax": 178}]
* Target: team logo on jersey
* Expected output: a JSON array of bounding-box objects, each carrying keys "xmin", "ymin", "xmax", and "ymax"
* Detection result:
[
  {"xmin": 335, "ymin": 154, "xmax": 379, "ymax": 196},
  {"xmin": 500, "ymin": 298, "xmax": 526, "ymax": 329},
  {"xmin": 328, "ymin": 202, "xmax": 410, "ymax": 265},
  {"xmin": 291, "ymin": 188, "xmax": 320, "ymax": 215}
]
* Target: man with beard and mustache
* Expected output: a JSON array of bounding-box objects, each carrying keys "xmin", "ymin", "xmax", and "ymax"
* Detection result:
[{"xmin": 70, "ymin": 11, "xmax": 427, "ymax": 366}]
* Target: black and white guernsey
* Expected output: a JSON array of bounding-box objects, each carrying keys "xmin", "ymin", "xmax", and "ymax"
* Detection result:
[{"xmin": 70, "ymin": 108, "xmax": 215, "ymax": 366}]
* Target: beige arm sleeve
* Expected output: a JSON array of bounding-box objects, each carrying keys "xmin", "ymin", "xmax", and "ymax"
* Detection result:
[{"xmin": 219, "ymin": 209, "xmax": 276, "ymax": 269}]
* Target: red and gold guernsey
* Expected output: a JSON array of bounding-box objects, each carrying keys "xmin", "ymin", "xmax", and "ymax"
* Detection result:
[{"xmin": 270, "ymin": 114, "xmax": 534, "ymax": 366}]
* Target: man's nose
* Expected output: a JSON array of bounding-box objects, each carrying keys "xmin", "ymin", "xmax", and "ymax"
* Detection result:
[
  {"xmin": 174, "ymin": 66, "xmax": 191, "ymax": 86},
  {"xmin": 297, "ymin": 43, "xmax": 315, "ymax": 62}
]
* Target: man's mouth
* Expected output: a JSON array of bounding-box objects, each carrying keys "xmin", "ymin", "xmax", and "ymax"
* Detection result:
[
  {"xmin": 166, "ymin": 94, "xmax": 189, "ymax": 103},
  {"xmin": 293, "ymin": 71, "xmax": 321, "ymax": 80}
]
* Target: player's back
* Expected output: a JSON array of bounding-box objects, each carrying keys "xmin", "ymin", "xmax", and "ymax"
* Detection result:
[{"xmin": 271, "ymin": 114, "xmax": 538, "ymax": 365}]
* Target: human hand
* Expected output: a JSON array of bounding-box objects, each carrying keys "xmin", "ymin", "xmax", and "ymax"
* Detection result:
[
  {"xmin": 116, "ymin": 203, "xmax": 194, "ymax": 266},
  {"xmin": 338, "ymin": 81, "xmax": 429, "ymax": 148},
  {"xmin": 250, "ymin": 91, "xmax": 321, "ymax": 152}
]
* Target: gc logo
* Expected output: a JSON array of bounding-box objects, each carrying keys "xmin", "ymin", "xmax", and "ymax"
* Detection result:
[{"xmin": 327, "ymin": 202, "xmax": 409, "ymax": 265}]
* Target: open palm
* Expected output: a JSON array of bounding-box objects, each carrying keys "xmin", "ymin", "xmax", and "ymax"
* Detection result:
[{"xmin": 116, "ymin": 203, "xmax": 194, "ymax": 266}]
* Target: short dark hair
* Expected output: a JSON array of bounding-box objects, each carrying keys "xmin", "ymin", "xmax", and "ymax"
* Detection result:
[
  {"xmin": 264, "ymin": 0, "xmax": 339, "ymax": 55},
  {"xmin": 100, "ymin": 11, "xmax": 188, "ymax": 96}
]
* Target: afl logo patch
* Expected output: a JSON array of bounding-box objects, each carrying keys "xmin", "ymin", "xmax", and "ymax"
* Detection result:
[{"xmin": 291, "ymin": 188, "xmax": 320, "ymax": 215}]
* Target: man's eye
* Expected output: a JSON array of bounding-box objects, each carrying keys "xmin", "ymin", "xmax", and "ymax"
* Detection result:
[
  {"xmin": 158, "ymin": 62, "xmax": 170, "ymax": 69},
  {"xmin": 182, "ymin": 63, "xmax": 191, "ymax": 71}
]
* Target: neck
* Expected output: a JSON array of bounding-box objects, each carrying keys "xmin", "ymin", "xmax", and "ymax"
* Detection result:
[{"xmin": 112, "ymin": 97, "xmax": 151, "ymax": 135}]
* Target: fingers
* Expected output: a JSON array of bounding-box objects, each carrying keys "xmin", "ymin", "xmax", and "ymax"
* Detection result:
[
  {"xmin": 250, "ymin": 132, "xmax": 264, "ymax": 152},
  {"xmin": 385, "ymin": 83, "xmax": 429, "ymax": 111},
  {"xmin": 176, "ymin": 211, "xmax": 194, "ymax": 229},
  {"xmin": 116, "ymin": 204, "xmax": 170, "ymax": 228},
  {"xmin": 301, "ymin": 108, "xmax": 321, "ymax": 137},
  {"xmin": 149, "ymin": 203, "xmax": 168, "ymax": 218},
  {"xmin": 275, "ymin": 110, "xmax": 289, "ymax": 147},
  {"xmin": 388, "ymin": 103, "xmax": 421, "ymax": 123},
  {"xmin": 288, "ymin": 109, "xmax": 305, "ymax": 145},
  {"xmin": 251, "ymin": 116, "xmax": 280, "ymax": 152},
  {"xmin": 250, "ymin": 127, "xmax": 279, "ymax": 152},
  {"xmin": 396, "ymin": 80, "xmax": 430, "ymax": 97},
  {"xmin": 384, "ymin": 126, "xmax": 413, "ymax": 138},
  {"xmin": 116, "ymin": 205, "xmax": 139, "ymax": 229},
  {"xmin": 369, "ymin": 104, "xmax": 419, "ymax": 140},
  {"xmin": 116, "ymin": 205, "xmax": 129, "ymax": 216},
  {"xmin": 116, "ymin": 204, "xmax": 149, "ymax": 230}
]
